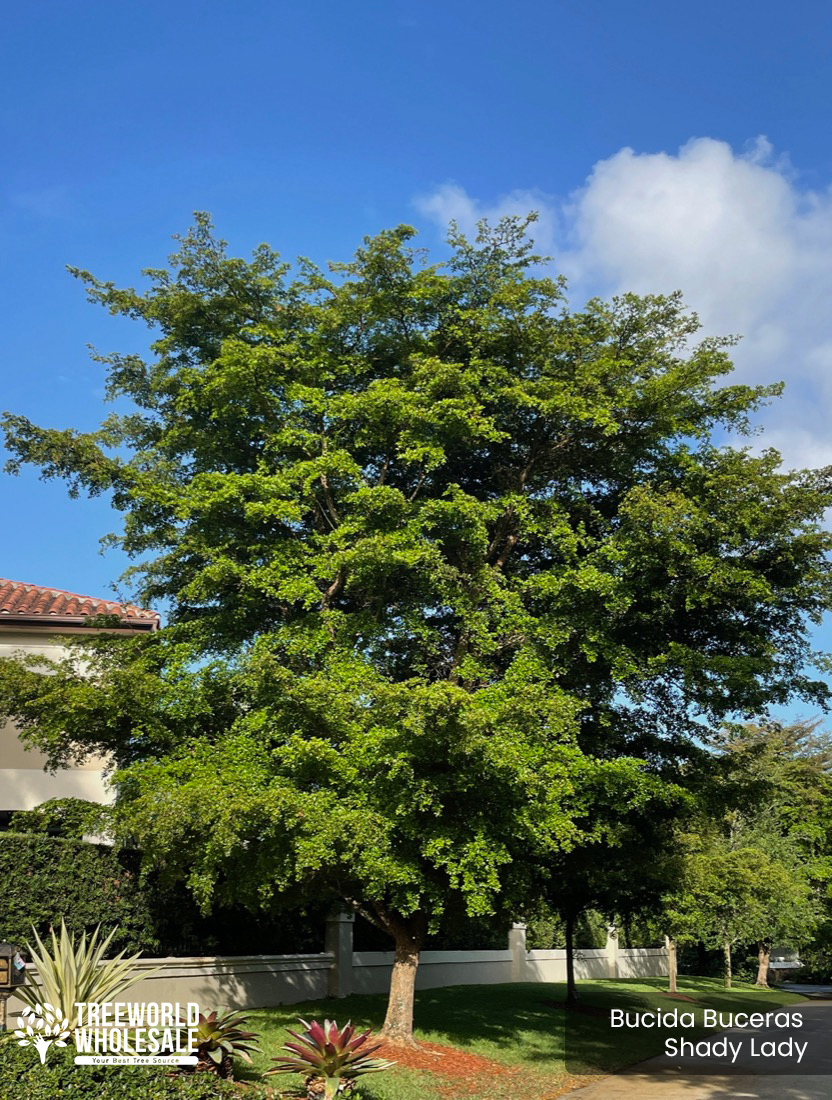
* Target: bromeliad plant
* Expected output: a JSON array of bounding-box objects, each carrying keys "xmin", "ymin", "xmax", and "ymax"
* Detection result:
[
  {"xmin": 190, "ymin": 1008, "xmax": 261, "ymax": 1079},
  {"xmin": 266, "ymin": 1018, "xmax": 396, "ymax": 1099}
]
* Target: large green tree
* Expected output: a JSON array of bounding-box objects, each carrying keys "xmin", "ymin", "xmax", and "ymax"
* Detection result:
[{"xmin": 3, "ymin": 215, "xmax": 832, "ymax": 1040}]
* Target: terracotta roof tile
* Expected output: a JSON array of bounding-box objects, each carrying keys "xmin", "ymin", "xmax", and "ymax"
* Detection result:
[{"xmin": 0, "ymin": 578, "xmax": 160, "ymax": 629}]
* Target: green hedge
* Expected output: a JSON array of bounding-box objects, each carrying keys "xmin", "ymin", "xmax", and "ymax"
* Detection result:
[
  {"xmin": 0, "ymin": 831, "xmax": 329, "ymax": 957},
  {"xmin": 0, "ymin": 1043, "xmax": 275, "ymax": 1100},
  {"xmin": 0, "ymin": 833, "xmax": 159, "ymax": 954}
]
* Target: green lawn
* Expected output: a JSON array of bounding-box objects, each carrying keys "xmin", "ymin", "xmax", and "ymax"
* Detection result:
[{"xmin": 242, "ymin": 978, "xmax": 808, "ymax": 1100}]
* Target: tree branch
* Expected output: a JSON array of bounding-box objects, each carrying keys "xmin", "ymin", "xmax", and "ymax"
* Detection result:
[
  {"xmin": 319, "ymin": 473, "xmax": 342, "ymax": 526},
  {"xmin": 321, "ymin": 566, "xmax": 346, "ymax": 609}
]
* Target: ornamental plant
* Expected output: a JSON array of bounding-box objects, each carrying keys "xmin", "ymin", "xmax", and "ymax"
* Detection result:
[
  {"xmin": 190, "ymin": 1008, "xmax": 261, "ymax": 1079},
  {"xmin": 266, "ymin": 1018, "xmax": 395, "ymax": 1099},
  {"xmin": 17, "ymin": 919, "xmax": 153, "ymax": 1031}
]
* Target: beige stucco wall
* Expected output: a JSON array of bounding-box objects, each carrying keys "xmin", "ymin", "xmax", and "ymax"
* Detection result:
[
  {"xmin": 6, "ymin": 944, "xmax": 669, "ymax": 1018},
  {"xmin": 352, "ymin": 949, "xmax": 514, "ymax": 995},
  {"xmin": 0, "ymin": 629, "xmax": 112, "ymax": 812},
  {"xmin": 523, "ymin": 947, "xmax": 668, "ymax": 983}
]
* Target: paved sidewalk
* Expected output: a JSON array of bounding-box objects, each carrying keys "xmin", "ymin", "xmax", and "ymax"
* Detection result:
[
  {"xmin": 780, "ymin": 983, "xmax": 832, "ymax": 998},
  {"xmin": 568, "ymin": 1000, "xmax": 832, "ymax": 1100}
]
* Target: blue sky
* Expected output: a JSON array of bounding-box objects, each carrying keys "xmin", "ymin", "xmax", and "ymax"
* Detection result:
[{"xmin": 3, "ymin": 1, "xmax": 832, "ymax": 715}]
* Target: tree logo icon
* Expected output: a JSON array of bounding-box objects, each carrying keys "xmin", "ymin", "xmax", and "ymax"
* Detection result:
[{"xmin": 14, "ymin": 1002, "xmax": 71, "ymax": 1064}]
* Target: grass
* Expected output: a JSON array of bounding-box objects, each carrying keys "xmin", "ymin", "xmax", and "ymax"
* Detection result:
[{"xmin": 240, "ymin": 977, "xmax": 808, "ymax": 1100}]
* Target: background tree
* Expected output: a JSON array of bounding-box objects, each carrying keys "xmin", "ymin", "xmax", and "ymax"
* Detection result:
[
  {"xmin": 530, "ymin": 801, "xmax": 687, "ymax": 1005},
  {"xmin": 664, "ymin": 814, "xmax": 821, "ymax": 988},
  {"xmin": 3, "ymin": 216, "xmax": 832, "ymax": 1040},
  {"xmin": 714, "ymin": 719, "xmax": 832, "ymax": 983}
]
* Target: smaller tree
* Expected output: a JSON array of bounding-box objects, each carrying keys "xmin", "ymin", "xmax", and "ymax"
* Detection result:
[
  {"xmin": 532, "ymin": 795, "xmax": 687, "ymax": 1005},
  {"xmin": 715, "ymin": 720, "xmax": 832, "ymax": 984},
  {"xmin": 665, "ymin": 824, "xmax": 819, "ymax": 988}
]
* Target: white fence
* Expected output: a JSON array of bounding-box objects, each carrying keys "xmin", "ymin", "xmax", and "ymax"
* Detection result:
[
  {"xmin": 8, "ymin": 917, "xmax": 667, "ymax": 1015},
  {"xmin": 524, "ymin": 947, "xmax": 669, "ymax": 983},
  {"xmin": 352, "ymin": 948, "xmax": 514, "ymax": 996}
]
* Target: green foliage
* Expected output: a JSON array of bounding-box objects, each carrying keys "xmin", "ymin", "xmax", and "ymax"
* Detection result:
[
  {"xmin": 190, "ymin": 1008, "xmax": 261, "ymax": 1079},
  {"xmin": 9, "ymin": 796, "xmax": 107, "ymax": 838},
  {"xmin": 663, "ymin": 719, "xmax": 832, "ymax": 981},
  {"xmin": 525, "ymin": 907, "xmax": 609, "ymax": 950},
  {"xmin": 3, "ymin": 215, "xmax": 832, "ymax": 1034},
  {"xmin": 17, "ymin": 919, "xmax": 150, "ymax": 1031},
  {"xmin": 664, "ymin": 824, "xmax": 820, "ymax": 960},
  {"xmin": 0, "ymin": 832, "xmax": 159, "ymax": 954},
  {"xmin": 0, "ymin": 1042, "xmax": 274, "ymax": 1100},
  {"xmin": 715, "ymin": 719, "xmax": 832, "ymax": 894},
  {"xmin": 795, "ymin": 918, "xmax": 832, "ymax": 982},
  {"xmin": 0, "ymin": 829, "xmax": 330, "ymax": 958},
  {"xmin": 267, "ymin": 1018, "xmax": 394, "ymax": 1099}
]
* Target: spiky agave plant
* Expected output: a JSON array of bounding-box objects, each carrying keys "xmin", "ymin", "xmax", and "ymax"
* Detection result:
[
  {"xmin": 191, "ymin": 1008, "xmax": 261, "ymax": 1079},
  {"xmin": 266, "ymin": 1018, "xmax": 396, "ymax": 1100},
  {"xmin": 18, "ymin": 920, "xmax": 153, "ymax": 1032}
]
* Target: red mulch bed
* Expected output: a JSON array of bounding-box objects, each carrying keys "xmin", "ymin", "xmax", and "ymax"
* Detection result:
[
  {"xmin": 377, "ymin": 1039, "xmax": 519, "ymax": 1096},
  {"xmin": 264, "ymin": 1039, "xmax": 600, "ymax": 1100},
  {"xmin": 376, "ymin": 1040, "xmax": 602, "ymax": 1099}
]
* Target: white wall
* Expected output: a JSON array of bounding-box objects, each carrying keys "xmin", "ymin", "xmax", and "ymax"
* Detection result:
[
  {"xmin": 7, "ymin": 932, "xmax": 668, "ymax": 1017},
  {"xmin": 524, "ymin": 947, "xmax": 668, "ymax": 983},
  {"xmin": 7, "ymin": 954, "xmax": 334, "ymax": 1017},
  {"xmin": 126, "ymin": 954, "xmax": 334, "ymax": 1011},
  {"xmin": 352, "ymin": 949, "xmax": 514, "ymax": 995},
  {"xmin": 0, "ymin": 629, "xmax": 112, "ymax": 812}
]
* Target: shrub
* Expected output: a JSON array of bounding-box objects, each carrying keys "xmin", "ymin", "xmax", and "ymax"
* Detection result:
[
  {"xmin": 9, "ymin": 796, "xmax": 107, "ymax": 838},
  {"xmin": 188, "ymin": 1008, "xmax": 261, "ymax": 1079},
  {"xmin": 0, "ymin": 833, "xmax": 158, "ymax": 955},
  {"xmin": 0, "ymin": 831, "xmax": 329, "ymax": 958},
  {"xmin": 0, "ymin": 1042, "xmax": 275, "ymax": 1099}
]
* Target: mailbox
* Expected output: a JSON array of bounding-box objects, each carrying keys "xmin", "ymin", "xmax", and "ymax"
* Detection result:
[{"xmin": 0, "ymin": 943, "xmax": 25, "ymax": 990}]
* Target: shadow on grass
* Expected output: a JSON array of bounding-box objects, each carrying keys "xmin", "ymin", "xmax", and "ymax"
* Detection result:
[{"xmin": 238, "ymin": 979, "xmax": 811, "ymax": 1099}]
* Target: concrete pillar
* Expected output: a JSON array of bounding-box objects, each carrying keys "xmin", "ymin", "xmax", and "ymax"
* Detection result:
[
  {"xmin": 605, "ymin": 924, "xmax": 619, "ymax": 979},
  {"xmin": 509, "ymin": 922, "xmax": 527, "ymax": 982},
  {"xmin": 325, "ymin": 910, "xmax": 354, "ymax": 998}
]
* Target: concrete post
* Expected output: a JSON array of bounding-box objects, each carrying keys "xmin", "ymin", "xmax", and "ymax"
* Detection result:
[
  {"xmin": 605, "ymin": 924, "xmax": 619, "ymax": 979},
  {"xmin": 325, "ymin": 910, "xmax": 354, "ymax": 998},
  {"xmin": 509, "ymin": 922, "xmax": 527, "ymax": 983}
]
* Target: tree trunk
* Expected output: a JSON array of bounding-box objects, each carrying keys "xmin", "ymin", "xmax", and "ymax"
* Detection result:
[
  {"xmin": 696, "ymin": 940, "xmax": 708, "ymax": 975},
  {"xmin": 755, "ymin": 941, "xmax": 771, "ymax": 987},
  {"xmin": 380, "ymin": 914, "xmax": 426, "ymax": 1046},
  {"xmin": 723, "ymin": 941, "xmax": 732, "ymax": 989},
  {"xmin": 623, "ymin": 913, "xmax": 633, "ymax": 950},
  {"xmin": 666, "ymin": 936, "xmax": 678, "ymax": 994},
  {"xmin": 565, "ymin": 912, "xmax": 579, "ymax": 1007}
]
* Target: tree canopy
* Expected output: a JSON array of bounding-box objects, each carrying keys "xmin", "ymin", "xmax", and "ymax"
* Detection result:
[{"xmin": 3, "ymin": 215, "xmax": 832, "ymax": 1038}]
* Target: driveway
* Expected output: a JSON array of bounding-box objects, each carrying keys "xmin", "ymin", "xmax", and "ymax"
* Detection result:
[{"xmin": 568, "ymin": 1000, "xmax": 832, "ymax": 1100}]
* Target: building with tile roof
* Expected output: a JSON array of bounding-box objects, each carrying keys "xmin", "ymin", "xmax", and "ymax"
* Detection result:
[
  {"xmin": 0, "ymin": 579, "xmax": 159, "ymax": 823},
  {"xmin": 0, "ymin": 577, "xmax": 160, "ymax": 631}
]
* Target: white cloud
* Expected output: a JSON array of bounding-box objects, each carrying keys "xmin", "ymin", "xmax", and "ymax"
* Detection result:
[
  {"xmin": 417, "ymin": 139, "xmax": 832, "ymax": 471},
  {"xmin": 415, "ymin": 183, "xmax": 559, "ymax": 255}
]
